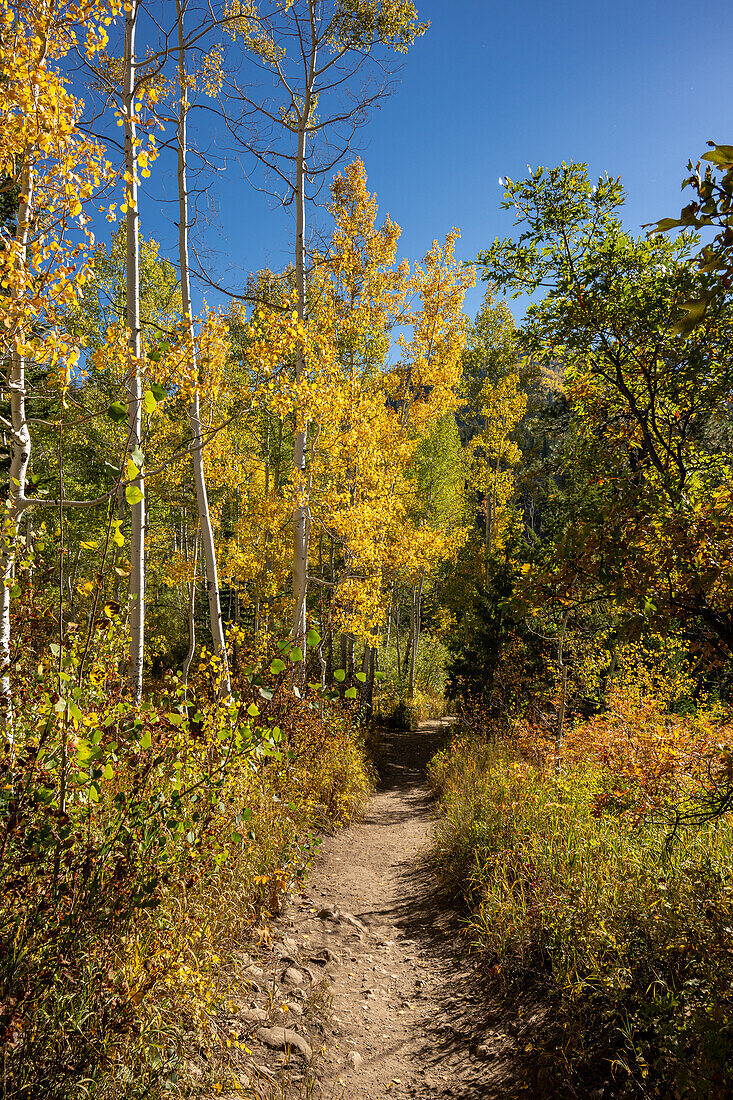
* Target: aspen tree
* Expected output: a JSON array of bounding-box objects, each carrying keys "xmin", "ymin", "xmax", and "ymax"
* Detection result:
[
  {"xmin": 122, "ymin": 0, "xmax": 145, "ymax": 702},
  {"xmin": 223, "ymin": 0, "xmax": 426, "ymax": 649},
  {"xmin": 174, "ymin": 0, "xmax": 231, "ymax": 695},
  {"xmin": 0, "ymin": 0, "xmax": 119, "ymax": 717}
]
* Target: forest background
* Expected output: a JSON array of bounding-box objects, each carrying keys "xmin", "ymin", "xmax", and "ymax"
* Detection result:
[{"xmin": 1, "ymin": 1, "xmax": 733, "ymax": 1099}]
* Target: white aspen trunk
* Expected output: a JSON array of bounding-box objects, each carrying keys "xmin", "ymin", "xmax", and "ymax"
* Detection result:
[
  {"xmin": 124, "ymin": 0, "xmax": 145, "ymax": 703},
  {"xmin": 385, "ymin": 580, "xmax": 395, "ymax": 649},
  {"xmin": 291, "ymin": 17, "xmax": 317, "ymax": 648},
  {"xmin": 408, "ymin": 573, "xmax": 424, "ymax": 699},
  {"xmin": 182, "ymin": 530, "xmax": 199, "ymax": 690},
  {"xmin": 394, "ymin": 592, "xmax": 402, "ymax": 680},
  {"xmin": 407, "ymin": 585, "xmax": 416, "ymax": 698},
  {"xmin": 175, "ymin": 0, "xmax": 231, "ymax": 696},
  {"xmin": 291, "ymin": 113, "xmax": 309, "ymax": 648},
  {"xmin": 0, "ymin": 164, "xmax": 34, "ymax": 723}
]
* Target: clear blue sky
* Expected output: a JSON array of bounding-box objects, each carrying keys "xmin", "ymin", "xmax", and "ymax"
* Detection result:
[{"xmin": 136, "ymin": 0, "xmax": 733, "ymax": 323}]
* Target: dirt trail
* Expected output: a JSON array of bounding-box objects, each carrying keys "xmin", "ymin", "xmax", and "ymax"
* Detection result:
[{"xmin": 265, "ymin": 719, "xmax": 532, "ymax": 1099}]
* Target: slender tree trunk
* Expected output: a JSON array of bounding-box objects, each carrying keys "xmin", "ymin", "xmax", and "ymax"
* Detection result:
[
  {"xmin": 326, "ymin": 631, "xmax": 333, "ymax": 681},
  {"xmin": 385, "ymin": 580, "xmax": 395, "ymax": 649},
  {"xmin": 182, "ymin": 530, "xmax": 199, "ymax": 691},
  {"xmin": 291, "ymin": 31, "xmax": 317, "ymax": 648},
  {"xmin": 339, "ymin": 632, "xmax": 348, "ymax": 699},
  {"xmin": 407, "ymin": 586, "xmax": 416, "ymax": 695},
  {"xmin": 124, "ymin": 0, "xmax": 145, "ymax": 703},
  {"xmin": 365, "ymin": 645, "xmax": 376, "ymax": 720},
  {"xmin": 291, "ymin": 110, "xmax": 309, "ymax": 647},
  {"xmin": 485, "ymin": 491, "xmax": 492, "ymax": 585},
  {"xmin": 408, "ymin": 574, "xmax": 424, "ymax": 699},
  {"xmin": 347, "ymin": 634, "xmax": 354, "ymax": 687},
  {"xmin": 0, "ymin": 163, "xmax": 34, "ymax": 724},
  {"xmin": 360, "ymin": 643, "xmax": 369, "ymax": 703},
  {"xmin": 175, "ymin": 0, "xmax": 230, "ymax": 696},
  {"xmin": 394, "ymin": 593, "xmax": 402, "ymax": 681}
]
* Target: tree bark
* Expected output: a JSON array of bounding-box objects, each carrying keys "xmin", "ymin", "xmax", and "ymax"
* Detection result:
[
  {"xmin": 408, "ymin": 574, "xmax": 424, "ymax": 699},
  {"xmin": 124, "ymin": 0, "xmax": 145, "ymax": 703},
  {"xmin": 182, "ymin": 529, "xmax": 199, "ymax": 691},
  {"xmin": 0, "ymin": 163, "xmax": 34, "ymax": 724},
  {"xmin": 291, "ymin": 109, "xmax": 309, "ymax": 648},
  {"xmin": 291, "ymin": 12, "xmax": 317, "ymax": 649}
]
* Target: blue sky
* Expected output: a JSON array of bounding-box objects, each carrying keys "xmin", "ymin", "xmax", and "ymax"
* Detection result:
[{"xmin": 133, "ymin": 0, "xmax": 733, "ymax": 323}]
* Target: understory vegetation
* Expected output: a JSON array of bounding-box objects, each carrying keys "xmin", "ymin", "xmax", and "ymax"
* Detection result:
[
  {"xmin": 1, "ymin": 630, "xmax": 372, "ymax": 1099},
  {"xmin": 430, "ymin": 664, "xmax": 733, "ymax": 1097}
]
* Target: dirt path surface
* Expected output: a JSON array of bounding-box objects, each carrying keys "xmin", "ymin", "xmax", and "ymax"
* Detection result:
[{"xmin": 255, "ymin": 719, "xmax": 534, "ymax": 1099}]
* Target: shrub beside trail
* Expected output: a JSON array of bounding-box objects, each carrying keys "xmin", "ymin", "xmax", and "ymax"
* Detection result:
[
  {"xmin": 0, "ymin": 626, "xmax": 372, "ymax": 1100},
  {"xmin": 428, "ymin": 700, "xmax": 733, "ymax": 1098}
]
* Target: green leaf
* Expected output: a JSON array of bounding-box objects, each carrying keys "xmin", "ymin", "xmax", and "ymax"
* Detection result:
[
  {"xmin": 142, "ymin": 390, "xmax": 157, "ymax": 414},
  {"xmin": 374, "ymin": 671, "xmax": 386, "ymax": 682},
  {"xmin": 306, "ymin": 628, "xmax": 321, "ymax": 647},
  {"xmin": 247, "ymin": 703, "xmax": 260, "ymax": 717},
  {"xmin": 140, "ymin": 729, "xmax": 152, "ymax": 750},
  {"xmin": 258, "ymin": 686, "xmax": 274, "ymax": 701},
  {"xmin": 344, "ymin": 687, "xmax": 357, "ymax": 699},
  {"xmin": 355, "ymin": 671, "xmax": 367, "ymax": 683},
  {"xmin": 125, "ymin": 484, "xmax": 144, "ymax": 506},
  {"xmin": 652, "ymin": 217, "xmax": 682, "ymax": 233},
  {"xmin": 107, "ymin": 401, "xmax": 127, "ymax": 423},
  {"xmin": 289, "ymin": 646, "xmax": 303, "ymax": 663},
  {"xmin": 672, "ymin": 297, "xmax": 709, "ymax": 336},
  {"xmin": 702, "ymin": 145, "xmax": 733, "ymax": 166},
  {"xmin": 270, "ymin": 658, "xmax": 287, "ymax": 675},
  {"xmin": 150, "ymin": 382, "xmax": 167, "ymax": 402},
  {"xmin": 333, "ymin": 668, "xmax": 346, "ymax": 682}
]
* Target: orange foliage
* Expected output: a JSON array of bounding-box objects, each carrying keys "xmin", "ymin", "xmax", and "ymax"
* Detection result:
[
  {"xmin": 510, "ymin": 697, "xmax": 733, "ymax": 823},
  {"xmin": 566, "ymin": 702, "xmax": 733, "ymax": 821}
]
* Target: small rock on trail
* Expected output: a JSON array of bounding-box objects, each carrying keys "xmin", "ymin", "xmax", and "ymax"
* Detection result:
[{"xmin": 256, "ymin": 1026, "xmax": 313, "ymax": 1061}]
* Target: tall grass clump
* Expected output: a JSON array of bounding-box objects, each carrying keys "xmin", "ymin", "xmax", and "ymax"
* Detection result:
[{"xmin": 428, "ymin": 699, "xmax": 733, "ymax": 1098}]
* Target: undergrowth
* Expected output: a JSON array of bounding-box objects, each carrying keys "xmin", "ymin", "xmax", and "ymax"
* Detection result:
[
  {"xmin": 0, "ymin": 622, "xmax": 372, "ymax": 1099},
  {"xmin": 428, "ymin": 699, "xmax": 733, "ymax": 1098}
]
